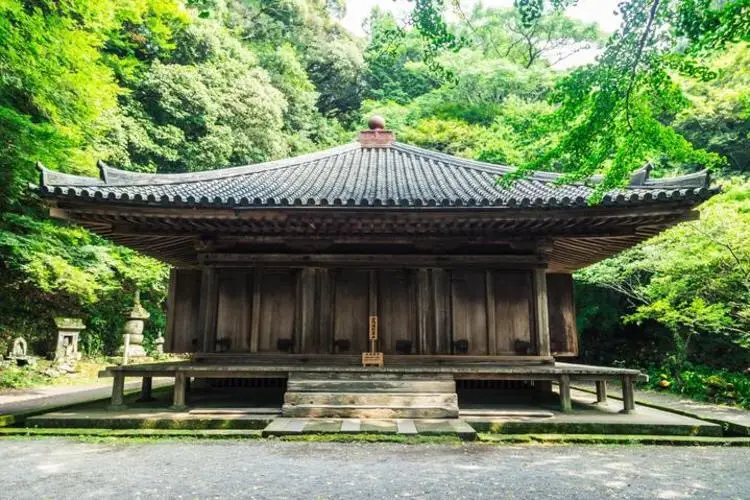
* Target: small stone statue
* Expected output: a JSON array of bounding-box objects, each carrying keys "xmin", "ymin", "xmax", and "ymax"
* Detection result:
[
  {"xmin": 9, "ymin": 337, "xmax": 35, "ymax": 367},
  {"xmin": 11, "ymin": 337, "xmax": 27, "ymax": 357},
  {"xmin": 118, "ymin": 290, "xmax": 150, "ymax": 358}
]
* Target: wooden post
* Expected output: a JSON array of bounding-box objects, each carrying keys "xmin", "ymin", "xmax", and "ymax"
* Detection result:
[
  {"xmin": 109, "ymin": 371, "xmax": 126, "ymax": 409},
  {"xmin": 250, "ymin": 268, "xmax": 262, "ymax": 353},
  {"xmin": 595, "ymin": 380, "xmax": 608, "ymax": 404},
  {"xmin": 532, "ymin": 268, "xmax": 551, "ymax": 358},
  {"xmin": 558, "ymin": 374, "xmax": 572, "ymax": 413},
  {"xmin": 485, "ymin": 270, "xmax": 497, "ymax": 355},
  {"xmin": 137, "ymin": 376, "xmax": 153, "ymax": 403},
  {"xmin": 165, "ymin": 268, "xmax": 178, "ymax": 352},
  {"xmin": 621, "ymin": 375, "xmax": 635, "ymax": 413},
  {"xmin": 172, "ymin": 372, "xmax": 187, "ymax": 410},
  {"xmin": 198, "ymin": 267, "xmax": 219, "ymax": 352}
]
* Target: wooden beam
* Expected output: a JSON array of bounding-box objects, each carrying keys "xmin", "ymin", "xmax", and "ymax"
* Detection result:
[
  {"xmin": 53, "ymin": 199, "xmax": 698, "ymax": 221},
  {"xmin": 200, "ymin": 253, "xmax": 548, "ymax": 268}
]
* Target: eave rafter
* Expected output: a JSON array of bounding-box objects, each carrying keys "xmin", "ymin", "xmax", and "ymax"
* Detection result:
[{"xmin": 46, "ymin": 200, "xmax": 701, "ymax": 272}]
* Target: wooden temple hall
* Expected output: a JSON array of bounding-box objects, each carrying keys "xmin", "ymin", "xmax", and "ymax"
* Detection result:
[{"xmin": 39, "ymin": 117, "xmax": 715, "ymax": 418}]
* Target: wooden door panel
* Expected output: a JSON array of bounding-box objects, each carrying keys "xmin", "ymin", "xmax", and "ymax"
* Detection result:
[
  {"xmin": 166, "ymin": 269, "xmax": 202, "ymax": 353},
  {"xmin": 547, "ymin": 273, "xmax": 579, "ymax": 356},
  {"xmin": 493, "ymin": 271, "xmax": 534, "ymax": 354},
  {"xmin": 332, "ymin": 269, "xmax": 370, "ymax": 353},
  {"xmin": 378, "ymin": 269, "xmax": 416, "ymax": 354},
  {"xmin": 215, "ymin": 270, "xmax": 251, "ymax": 352},
  {"xmin": 451, "ymin": 270, "xmax": 488, "ymax": 355},
  {"xmin": 257, "ymin": 269, "xmax": 297, "ymax": 352}
]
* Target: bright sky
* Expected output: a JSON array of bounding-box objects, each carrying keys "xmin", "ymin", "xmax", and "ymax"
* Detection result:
[
  {"xmin": 342, "ymin": 0, "xmax": 622, "ymax": 36},
  {"xmin": 341, "ymin": 0, "xmax": 622, "ymax": 67}
]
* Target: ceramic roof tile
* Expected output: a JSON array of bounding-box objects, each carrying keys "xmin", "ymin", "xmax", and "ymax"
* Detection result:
[{"xmin": 38, "ymin": 141, "xmax": 714, "ymax": 208}]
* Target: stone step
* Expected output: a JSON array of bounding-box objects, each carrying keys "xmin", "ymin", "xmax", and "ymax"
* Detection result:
[
  {"xmin": 281, "ymin": 404, "xmax": 459, "ymax": 419},
  {"xmin": 287, "ymin": 379, "xmax": 456, "ymax": 393},
  {"xmin": 261, "ymin": 417, "xmax": 477, "ymax": 440},
  {"xmin": 284, "ymin": 391, "xmax": 458, "ymax": 407}
]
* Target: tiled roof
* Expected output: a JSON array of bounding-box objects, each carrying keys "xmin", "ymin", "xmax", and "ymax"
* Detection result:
[{"xmin": 38, "ymin": 141, "xmax": 714, "ymax": 209}]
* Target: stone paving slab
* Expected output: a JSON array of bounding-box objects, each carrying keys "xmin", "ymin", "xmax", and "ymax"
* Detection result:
[
  {"xmin": 0, "ymin": 379, "xmax": 173, "ymax": 426},
  {"xmin": 261, "ymin": 417, "xmax": 476, "ymax": 439},
  {"xmin": 340, "ymin": 418, "xmax": 361, "ymax": 432},
  {"xmin": 573, "ymin": 382, "xmax": 750, "ymax": 436},
  {"xmin": 396, "ymin": 419, "xmax": 418, "ymax": 434}
]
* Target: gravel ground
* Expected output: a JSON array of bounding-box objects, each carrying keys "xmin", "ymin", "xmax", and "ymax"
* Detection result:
[{"xmin": 0, "ymin": 439, "xmax": 748, "ymax": 499}]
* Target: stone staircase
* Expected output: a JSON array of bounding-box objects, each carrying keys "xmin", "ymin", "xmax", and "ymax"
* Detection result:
[{"xmin": 282, "ymin": 372, "xmax": 459, "ymax": 419}]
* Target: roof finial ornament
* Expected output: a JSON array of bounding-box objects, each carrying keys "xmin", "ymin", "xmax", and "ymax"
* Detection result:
[
  {"xmin": 368, "ymin": 115, "xmax": 386, "ymax": 130},
  {"xmin": 359, "ymin": 115, "xmax": 394, "ymax": 147}
]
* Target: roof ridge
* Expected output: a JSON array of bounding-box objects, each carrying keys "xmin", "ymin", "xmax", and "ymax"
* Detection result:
[
  {"xmin": 45, "ymin": 143, "xmax": 360, "ymax": 189},
  {"xmin": 391, "ymin": 142, "xmax": 569, "ymax": 183}
]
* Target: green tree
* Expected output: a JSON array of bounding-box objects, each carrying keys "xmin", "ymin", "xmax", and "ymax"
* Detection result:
[
  {"xmin": 453, "ymin": 4, "xmax": 603, "ymax": 68},
  {"xmin": 673, "ymin": 43, "xmax": 750, "ymax": 175},
  {"xmin": 404, "ymin": 0, "xmax": 749, "ymax": 194},
  {"xmin": 577, "ymin": 181, "xmax": 750, "ymax": 380},
  {"xmin": 362, "ymin": 8, "xmax": 441, "ymax": 104}
]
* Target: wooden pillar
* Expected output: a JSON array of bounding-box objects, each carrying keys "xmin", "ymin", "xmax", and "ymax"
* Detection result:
[
  {"xmin": 250, "ymin": 268, "xmax": 262, "ymax": 352},
  {"xmin": 485, "ymin": 271, "xmax": 497, "ymax": 355},
  {"xmin": 296, "ymin": 268, "xmax": 317, "ymax": 354},
  {"xmin": 137, "ymin": 376, "xmax": 153, "ymax": 402},
  {"xmin": 109, "ymin": 371, "xmax": 125, "ymax": 409},
  {"xmin": 532, "ymin": 267, "xmax": 551, "ymax": 358},
  {"xmin": 558, "ymin": 374, "xmax": 572, "ymax": 413},
  {"xmin": 172, "ymin": 372, "xmax": 187, "ymax": 410},
  {"xmin": 596, "ymin": 380, "xmax": 608, "ymax": 404},
  {"xmin": 621, "ymin": 375, "xmax": 635, "ymax": 413},
  {"xmin": 165, "ymin": 268, "xmax": 178, "ymax": 352},
  {"xmin": 198, "ymin": 267, "xmax": 219, "ymax": 352},
  {"xmin": 417, "ymin": 269, "xmax": 429, "ymax": 355}
]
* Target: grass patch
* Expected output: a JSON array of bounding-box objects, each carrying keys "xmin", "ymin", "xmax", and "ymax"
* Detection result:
[
  {"xmin": 0, "ymin": 427, "xmax": 263, "ymax": 442},
  {"xmin": 469, "ymin": 420, "xmax": 721, "ymax": 437},
  {"xmin": 276, "ymin": 433, "xmax": 463, "ymax": 444},
  {"xmin": 477, "ymin": 433, "xmax": 750, "ymax": 446},
  {"xmin": 0, "ymin": 358, "xmax": 109, "ymax": 391},
  {"xmin": 643, "ymin": 365, "xmax": 750, "ymax": 409}
]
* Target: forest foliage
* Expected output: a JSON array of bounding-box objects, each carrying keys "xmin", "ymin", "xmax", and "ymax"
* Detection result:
[{"xmin": 0, "ymin": 0, "xmax": 748, "ymax": 403}]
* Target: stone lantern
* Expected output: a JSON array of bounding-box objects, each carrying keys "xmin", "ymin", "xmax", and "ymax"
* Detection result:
[
  {"xmin": 154, "ymin": 333, "xmax": 165, "ymax": 354},
  {"xmin": 118, "ymin": 290, "xmax": 150, "ymax": 358},
  {"xmin": 53, "ymin": 317, "xmax": 84, "ymax": 369}
]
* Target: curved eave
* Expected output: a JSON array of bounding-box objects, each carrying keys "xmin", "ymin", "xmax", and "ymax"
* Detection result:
[
  {"xmin": 39, "ymin": 185, "xmax": 718, "ymax": 209},
  {"xmin": 37, "ymin": 142, "xmax": 716, "ymax": 210}
]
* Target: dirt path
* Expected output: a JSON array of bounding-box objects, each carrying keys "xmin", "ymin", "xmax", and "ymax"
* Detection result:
[{"xmin": 0, "ymin": 439, "xmax": 748, "ymax": 499}]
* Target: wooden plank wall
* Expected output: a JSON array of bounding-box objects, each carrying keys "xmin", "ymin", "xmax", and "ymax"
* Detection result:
[
  {"xmin": 165, "ymin": 266, "xmax": 565, "ymax": 356},
  {"xmin": 332, "ymin": 269, "xmax": 370, "ymax": 353},
  {"xmin": 167, "ymin": 269, "xmax": 202, "ymax": 352},
  {"xmin": 547, "ymin": 273, "xmax": 579, "ymax": 356}
]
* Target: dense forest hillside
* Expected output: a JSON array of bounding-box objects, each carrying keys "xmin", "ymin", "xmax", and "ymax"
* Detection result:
[{"xmin": 1, "ymin": 0, "xmax": 748, "ymax": 404}]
